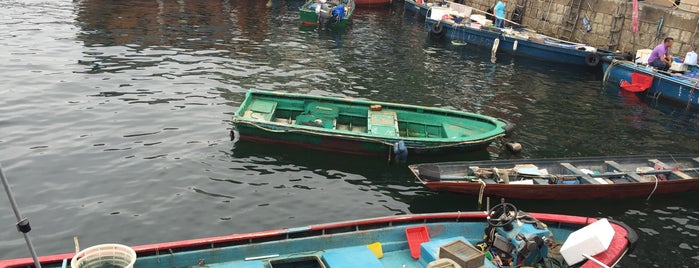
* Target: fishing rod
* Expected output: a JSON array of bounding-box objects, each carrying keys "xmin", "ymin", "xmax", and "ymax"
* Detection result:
[{"xmin": 1, "ymin": 163, "xmax": 42, "ymax": 268}]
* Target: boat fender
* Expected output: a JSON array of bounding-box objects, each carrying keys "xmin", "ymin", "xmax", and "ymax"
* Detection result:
[
  {"xmin": 513, "ymin": 40, "xmax": 518, "ymax": 51},
  {"xmin": 585, "ymin": 53, "xmax": 600, "ymax": 67},
  {"xmin": 606, "ymin": 219, "xmax": 639, "ymax": 254},
  {"xmin": 491, "ymin": 38, "xmax": 500, "ymax": 54},
  {"xmin": 430, "ymin": 22, "xmax": 444, "ymax": 38},
  {"xmin": 505, "ymin": 142, "xmax": 522, "ymax": 154},
  {"xmin": 501, "ymin": 119, "xmax": 515, "ymax": 137},
  {"xmin": 393, "ymin": 141, "xmax": 408, "ymax": 164}
]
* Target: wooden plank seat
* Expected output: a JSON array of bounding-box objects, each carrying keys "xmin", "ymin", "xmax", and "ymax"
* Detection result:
[
  {"xmin": 243, "ymin": 99, "xmax": 277, "ymax": 121},
  {"xmin": 648, "ymin": 159, "xmax": 692, "ymax": 180},
  {"xmin": 368, "ymin": 109, "xmax": 399, "ymax": 136},
  {"xmin": 604, "ymin": 161, "xmax": 647, "ymax": 182},
  {"xmin": 559, "ymin": 163, "xmax": 598, "ymax": 184}
]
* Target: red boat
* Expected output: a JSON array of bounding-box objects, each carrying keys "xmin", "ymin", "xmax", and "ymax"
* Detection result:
[
  {"xmin": 410, "ymin": 155, "xmax": 699, "ymax": 199},
  {"xmin": 0, "ymin": 207, "xmax": 636, "ymax": 268},
  {"xmin": 355, "ymin": 0, "xmax": 392, "ymax": 6}
]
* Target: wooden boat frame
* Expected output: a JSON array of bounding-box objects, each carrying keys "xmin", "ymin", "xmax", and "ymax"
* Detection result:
[{"xmin": 409, "ymin": 155, "xmax": 699, "ymax": 199}]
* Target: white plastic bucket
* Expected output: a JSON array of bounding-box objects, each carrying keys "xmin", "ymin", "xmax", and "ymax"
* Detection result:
[
  {"xmin": 71, "ymin": 244, "xmax": 136, "ymax": 268},
  {"xmin": 685, "ymin": 51, "xmax": 697, "ymax": 66}
]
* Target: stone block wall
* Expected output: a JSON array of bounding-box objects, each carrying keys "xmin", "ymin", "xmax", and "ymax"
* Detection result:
[{"xmin": 456, "ymin": 0, "xmax": 699, "ymax": 55}]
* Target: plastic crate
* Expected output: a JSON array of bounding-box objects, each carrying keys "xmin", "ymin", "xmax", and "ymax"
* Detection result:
[{"xmin": 438, "ymin": 240, "xmax": 484, "ymax": 268}]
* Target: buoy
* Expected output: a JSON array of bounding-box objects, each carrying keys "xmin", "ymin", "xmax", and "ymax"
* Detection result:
[
  {"xmin": 491, "ymin": 38, "xmax": 500, "ymax": 55},
  {"xmin": 585, "ymin": 53, "xmax": 600, "ymax": 67},
  {"xmin": 393, "ymin": 141, "xmax": 408, "ymax": 164},
  {"xmin": 430, "ymin": 23, "xmax": 444, "ymax": 38},
  {"xmin": 513, "ymin": 40, "xmax": 518, "ymax": 51},
  {"xmin": 505, "ymin": 141, "xmax": 522, "ymax": 154}
]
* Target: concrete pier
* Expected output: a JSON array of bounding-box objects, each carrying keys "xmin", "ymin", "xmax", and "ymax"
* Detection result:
[{"xmin": 457, "ymin": 0, "xmax": 699, "ymax": 55}]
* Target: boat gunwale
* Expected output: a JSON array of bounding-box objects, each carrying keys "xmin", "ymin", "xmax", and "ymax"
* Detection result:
[
  {"xmin": 425, "ymin": 18, "xmax": 594, "ymax": 57},
  {"xmin": 232, "ymin": 90, "xmax": 508, "ymax": 143},
  {"xmin": 0, "ymin": 212, "xmax": 624, "ymax": 268}
]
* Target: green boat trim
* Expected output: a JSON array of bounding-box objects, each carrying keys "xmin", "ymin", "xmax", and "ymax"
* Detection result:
[
  {"xmin": 232, "ymin": 90, "xmax": 512, "ymax": 153},
  {"xmin": 299, "ymin": 0, "xmax": 355, "ymax": 27}
]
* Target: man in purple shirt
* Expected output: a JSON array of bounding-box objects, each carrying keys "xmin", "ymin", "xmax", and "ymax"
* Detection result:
[{"xmin": 647, "ymin": 37, "xmax": 673, "ymax": 71}]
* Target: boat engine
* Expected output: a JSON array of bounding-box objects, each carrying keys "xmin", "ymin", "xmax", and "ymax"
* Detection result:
[{"xmin": 484, "ymin": 203, "xmax": 550, "ymax": 267}]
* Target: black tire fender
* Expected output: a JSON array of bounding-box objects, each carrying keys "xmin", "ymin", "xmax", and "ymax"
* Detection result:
[{"xmin": 585, "ymin": 52, "xmax": 601, "ymax": 67}]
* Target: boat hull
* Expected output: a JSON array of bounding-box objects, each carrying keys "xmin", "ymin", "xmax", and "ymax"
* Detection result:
[
  {"xmin": 410, "ymin": 155, "xmax": 699, "ymax": 199},
  {"xmin": 0, "ymin": 212, "xmax": 635, "ymax": 268},
  {"xmin": 404, "ymin": 0, "xmax": 428, "ymax": 17},
  {"xmin": 602, "ymin": 59, "xmax": 699, "ymax": 107},
  {"xmin": 232, "ymin": 90, "xmax": 510, "ymax": 156},
  {"xmin": 425, "ymin": 19, "xmax": 597, "ymax": 67},
  {"xmin": 235, "ymin": 119, "xmax": 492, "ymax": 156}
]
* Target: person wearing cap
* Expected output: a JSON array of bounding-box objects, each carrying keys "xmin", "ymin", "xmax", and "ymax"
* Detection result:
[{"xmin": 493, "ymin": 0, "xmax": 506, "ymax": 28}]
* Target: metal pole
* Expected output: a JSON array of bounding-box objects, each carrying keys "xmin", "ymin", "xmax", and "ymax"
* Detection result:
[{"xmin": 0, "ymin": 163, "xmax": 42, "ymax": 268}]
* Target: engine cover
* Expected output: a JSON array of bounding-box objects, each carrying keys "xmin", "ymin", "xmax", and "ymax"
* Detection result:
[{"xmin": 494, "ymin": 219, "xmax": 550, "ymax": 266}]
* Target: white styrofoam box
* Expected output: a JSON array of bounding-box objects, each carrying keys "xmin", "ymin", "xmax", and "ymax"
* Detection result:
[
  {"xmin": 430, "ymin": 7, "xmax": 449, "ymax": 21},
  {"xmin": 635, "ymin": 49, "xmax": 652, "ymax": 64},
  {"xmin": 509, "ymin": 179, "xmax": 534, "ymax": 184},
  {"xmin": 560, "ymin": 218, "xmax": 615, "ymax": 265},
  {"xmin": 670, "ymin": 61, "xmax": 688, "ymax": 72}
]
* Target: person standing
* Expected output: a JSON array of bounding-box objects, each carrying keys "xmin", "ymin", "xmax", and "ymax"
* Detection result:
[
  {"xmin": 316, "ymin": 0, "xmax": 332, "ymax": 30},
  {"xmin": 493, "ymin": 0, "xmax": 507, "ymax": 28},
  {"xmin": 647, "ymin": 37, "xmax": 673, "ymax": 71}
]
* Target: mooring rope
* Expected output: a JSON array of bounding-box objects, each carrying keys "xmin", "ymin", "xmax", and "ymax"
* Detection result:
[
  {"xmin": 477, "ymin": 179, "xmax": 487, "ymax": 210},
  {"xmin": 646, "ymin": 175, "xmax": 659, "ymax": 200},
  {"xmin": 233, "ymin": 120, "xmax": 505, "ymax": 150}
]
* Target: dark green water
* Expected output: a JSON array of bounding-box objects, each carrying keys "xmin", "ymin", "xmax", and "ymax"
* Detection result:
[{"xmin": 0, "ymin": 0, "xmax": 698, "ymax": 266}]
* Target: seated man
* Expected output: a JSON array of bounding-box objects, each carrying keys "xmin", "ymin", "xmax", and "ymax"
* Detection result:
[{"xmin": 648, "ymin": 37, "xmax": 673, "ymax": 71}]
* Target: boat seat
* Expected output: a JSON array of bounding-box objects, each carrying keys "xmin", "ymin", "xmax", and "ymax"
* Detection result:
[
  {"xmin": 620, "ymin": 72, "xmax": 653, "ymax": 92},
  {"xmin": 321, "ymin": 246, "xmax": 383, "ymax": 268},
  {"xmin": 604, "ymin": 161, "xmax": 647, "ymax": 182},
  {"xmin": 243, "ymin": 100, "xmax": 277, "ymax": 121},
  {"xmin": 368, "ymin": 109, "xmax": 399, "ymax": 136},
  {"xmin": 559, "ymin": 163, "xmax": 598, "ymax": 184},
  {"xmin": 442, "ymin": 123, "xmax": 470, "ymax": 138},
  {"xmin": 209, "ymin": 260, "xmax": 264, "ymax": 268},
  {"xmin": 648, "ymin": 159, "xmax": 692, "ymax": 180}
]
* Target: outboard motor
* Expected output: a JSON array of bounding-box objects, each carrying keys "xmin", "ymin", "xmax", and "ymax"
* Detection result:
[{"xmin": 484, "ymin": 203, "xmax": 550, "ymax": 266}]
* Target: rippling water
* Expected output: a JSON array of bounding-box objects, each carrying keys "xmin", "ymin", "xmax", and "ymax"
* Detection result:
[{"xmin": 1, "ymin": 0, "xmax": 698, "ymax": 266}]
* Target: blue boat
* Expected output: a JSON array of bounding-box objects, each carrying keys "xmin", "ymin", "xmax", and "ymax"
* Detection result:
[
  {"xmin": 404, "ymin": 0, "xmax": 430, "ymax": 18},
  {"xmin": 602, "ymin": 59, "xmax": 699, "ymax": 108},
  {"xmin": 425, "ymin": 3, "xmax": 603, "ymax": 67},
  {"xmin": 1, "ymin": 206, "xmax": 636, "ymax": 268}
]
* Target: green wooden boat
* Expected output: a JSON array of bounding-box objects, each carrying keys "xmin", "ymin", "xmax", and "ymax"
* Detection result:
[
  {"xmin": 299, "ymin": 0, "xmax": 355, "ymax": 28},
  {"xmin": 231, "ymin": 90, "xmax": 513, "ymax": 156}
]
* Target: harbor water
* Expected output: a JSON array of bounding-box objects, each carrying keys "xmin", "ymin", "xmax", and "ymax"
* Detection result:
[{"xmin": 1, "ymin": 0, "xmax": 698, "ymax": 266}]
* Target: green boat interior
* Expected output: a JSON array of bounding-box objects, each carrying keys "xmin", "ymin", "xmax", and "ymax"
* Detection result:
[{"xmin": 239, "ymin": 96, "xmax": 497, "ymax": 139}]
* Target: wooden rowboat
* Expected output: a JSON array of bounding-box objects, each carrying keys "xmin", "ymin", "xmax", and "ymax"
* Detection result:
[
  {"xmin": 0, "ymin": 207, "xmax": 637, "ymax": 268},
  {"xmin": 409, "ymin": 155, "xmax": 699, "ymax": 199},
  {"xmin": 231, "ymin": 90, "xmax": 513, "ymax": 156},
  {"xmin": 300, "ymin": 0, "xmax": 355, "ymax": 28}
]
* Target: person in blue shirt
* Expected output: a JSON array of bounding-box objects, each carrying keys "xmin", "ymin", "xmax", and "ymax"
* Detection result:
[
  {"xmin": 332, "ymin": 3, "xmax": 346, "ymax": 21},
  {"xmin": 493, "ymin": 0, "xmax": 507, "ymax": 28}
]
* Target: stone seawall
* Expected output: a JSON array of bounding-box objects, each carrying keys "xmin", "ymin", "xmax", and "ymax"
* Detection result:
[{"xmin": 456, "ymin": 0, "xmax": 699, "ymax": 55}]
